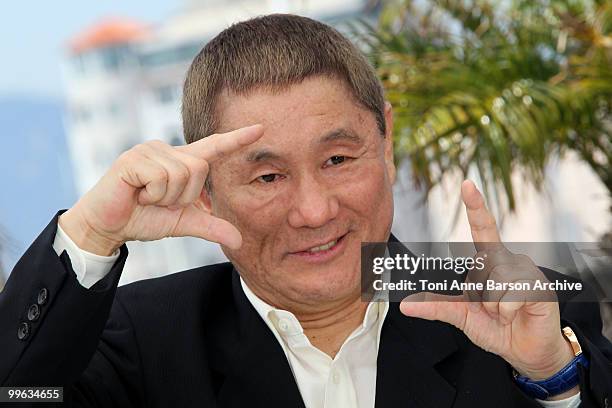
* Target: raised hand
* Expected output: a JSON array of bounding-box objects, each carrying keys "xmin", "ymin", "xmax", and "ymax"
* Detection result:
[
  {"xmin": 399, "ymin": 180, "xmax": 576, "ymax": 394},
  {"xmin": 59, "ymin": 124, "xmax": 264, "ymax": 255}
]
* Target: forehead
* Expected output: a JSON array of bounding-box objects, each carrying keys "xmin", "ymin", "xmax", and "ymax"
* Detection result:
[{"xmin": 214, "ymin": 75, "xmax": 377, "ymax": 140}]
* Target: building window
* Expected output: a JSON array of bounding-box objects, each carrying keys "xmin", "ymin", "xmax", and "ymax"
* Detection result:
[{"xmin": 99, "ymin": 47, "xmax": 124, "ymax": 72}]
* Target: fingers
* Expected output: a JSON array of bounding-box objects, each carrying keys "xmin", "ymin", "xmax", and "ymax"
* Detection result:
[
  {"xmin": 178, "ymin": 124, "xmax": 264, "ymax": 162},
  {"xmin": 138, "ymin": 142, "xmax": 192, "ymax": 206},
  {"xmin": 116, "ymin": 138, "xmax": 244, "ymax": 247},
  {"xmin": 172, "ymin": 206, "xmax": 242, "ymax": 249},
  {"xmin": 461, "ymin": 180, "xmax": 502, "ymax": 251},
  {"xmin": 463, "ymin": 248, "xmax": 514, "ymax": 302},
  {"xmin": 476, "ymin": 257, "xmax": 551, "ymax": 324},
  {"xmin": 168, "ymin": 149, "xmax": 209, "ymax": 207},
  {"xmin": 400, "ymin": 292, "xmax": 469, "ymax": 330},
  {"xmin": 123, "ymin": 124, "xmax": 263, "ymax": 209},
  {"xmin": 498, "ymin": 298, "xmax": 525, "ymax": 325},
  {"xmin": 126, "ymin": 141, "xmax": 198, "ymax": 207},
  {"xmin": 121, "ymin": 141, "xmax": 209, "ymax": 207},
  {"xmin": 460, "ymin": 180, "xmax": 509, "ymax": 320},
  {"xmin": 119, "ymin": 157, "xmax": 169, "ymax": 205}
]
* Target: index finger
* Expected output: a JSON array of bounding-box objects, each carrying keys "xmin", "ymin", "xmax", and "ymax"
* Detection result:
[
  {"xmin": 461, "ymin": 180, "xmax": 502, "ymax": 252},
  {"xmin": 178, "ymin": 124, "xmax": 264, "ymax": 162}
]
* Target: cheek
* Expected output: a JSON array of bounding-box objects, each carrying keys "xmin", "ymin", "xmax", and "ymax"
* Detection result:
[
  {"xmin": 335, "ymin": 162, "xmax": 394, "ymax": 244},
  {"xmin": 224, "ymin": 187, "xmax": 288, "ymax": 231},
  {"xmin": 338, "ymin": 159, "xmax": 393, "ymax": 214},
  {"xmin": 211, "ymin": 168, "xmax": 280, "ymax": 227},
  {"xmin": 212, "ymin": 184, "xmax": 288, "ymax": 262}
]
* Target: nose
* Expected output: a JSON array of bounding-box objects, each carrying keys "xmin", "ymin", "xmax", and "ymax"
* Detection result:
[{"xmin": 287, "ymin": 174, "xmax": 339, "ymax": 229}]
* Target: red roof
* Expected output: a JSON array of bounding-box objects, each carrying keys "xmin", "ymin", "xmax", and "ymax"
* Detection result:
[{"xmin": 68, "ymin": 18, "xmax": 149, "ymax": 54}]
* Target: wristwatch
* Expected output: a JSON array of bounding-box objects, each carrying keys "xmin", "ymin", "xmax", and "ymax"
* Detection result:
[{"xmin": 513, "ymin": 326, "xmax": 589, "ymax": 400}]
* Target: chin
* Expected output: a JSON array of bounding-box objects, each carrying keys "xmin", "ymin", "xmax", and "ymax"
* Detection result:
[{"xmin": 287, "ymin": 265, "xmax": 361, "ymax": 303}]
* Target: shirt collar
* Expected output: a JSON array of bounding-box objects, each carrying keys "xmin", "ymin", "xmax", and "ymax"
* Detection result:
[{"xmin": 239, "ymin": 276, "xmax": 389, "ymax": 346}]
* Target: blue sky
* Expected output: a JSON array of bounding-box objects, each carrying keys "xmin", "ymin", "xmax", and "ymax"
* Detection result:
[
  {"xmin": 0, "ymin": 2, "xmax": 183, "ymax": 277},
  {"xmin": 0, "ymin": 0, "xmax": 181, "ymax": 98}
]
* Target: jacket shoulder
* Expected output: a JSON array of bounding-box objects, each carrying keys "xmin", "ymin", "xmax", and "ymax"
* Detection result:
[{"xmin": 114, "ymin": 262, "xmax": 235, "ymax": 314}]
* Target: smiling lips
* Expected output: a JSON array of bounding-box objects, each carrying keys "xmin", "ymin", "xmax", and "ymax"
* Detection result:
[
  {"xmin": 289, "ymin": 233, "xmax": 348, "ymax": 261},
  {"xmin": 306, "ymin": 238, "xmax": 338, "ymax": 253}
]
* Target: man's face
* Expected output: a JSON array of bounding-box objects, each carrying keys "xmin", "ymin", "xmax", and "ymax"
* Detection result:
[{"xmin": 207, "ymin": 75, "xmax": 395, "ymax": 309}]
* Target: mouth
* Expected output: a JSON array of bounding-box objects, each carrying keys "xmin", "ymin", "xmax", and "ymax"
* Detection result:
[{"xmin": 289, "ymin": 232, "xmax": 349, "ymax": 262}]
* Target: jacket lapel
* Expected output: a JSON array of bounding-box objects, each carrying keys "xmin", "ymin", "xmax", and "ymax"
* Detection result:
[
  {"xmin": 375, "ymin": 304, "xmax": 458, "ymax": 408},
  {"xmin": 375, "ymin": 234, "xmax": 458, "ymax": 408},
  {"xmin": 230, "ymin": 270, "xmax": 306, "ymax": 408}
]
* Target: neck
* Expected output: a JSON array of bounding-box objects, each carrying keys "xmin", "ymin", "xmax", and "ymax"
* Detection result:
[
  {"xmin": 296, "ymin": 296, "xmax": 368, "ymax": 358},
  {"xmin": 241, "ymin": 277, "xmax": 368, "ymax": 358}
]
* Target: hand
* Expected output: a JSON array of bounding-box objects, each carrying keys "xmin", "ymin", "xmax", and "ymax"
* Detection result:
[
  {"xmin": 399, "ymin": 180, "xmax": 577, "ymax": 399},
  {"xmin": 59, "ymin": 124, "xmax": 264, "ymax": 255}
]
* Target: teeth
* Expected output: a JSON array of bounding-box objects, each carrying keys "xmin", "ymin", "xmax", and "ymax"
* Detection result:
[{"xmin": 307, "ymin": 239, "xmax": 337, "ymax": 253}]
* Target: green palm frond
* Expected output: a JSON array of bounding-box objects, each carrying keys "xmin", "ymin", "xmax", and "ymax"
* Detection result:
[{"xmin": 360, "ymin": 0, "xmax": 611, "ymax": 220}]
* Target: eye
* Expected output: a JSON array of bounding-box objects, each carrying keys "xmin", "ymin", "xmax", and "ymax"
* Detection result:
[
  {"xmin": 257, "ymin": 174, "xmax": 281, "ymax": 183},
  {"xmin": 325, "ymin": 155, "xmax": 347, "ymax": 167}
]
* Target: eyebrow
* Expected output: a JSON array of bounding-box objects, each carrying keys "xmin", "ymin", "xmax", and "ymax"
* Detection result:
[
  {"xmin": 245, "ymin": 149, "xmax": 281, "ymax": 163},
  {"xmin": 244, "ymin": 128, "xmax": 363, "ymax": 163},
  {"xmin": 318, "ymin": 128, "xmax": 363, "ymax": 145}
]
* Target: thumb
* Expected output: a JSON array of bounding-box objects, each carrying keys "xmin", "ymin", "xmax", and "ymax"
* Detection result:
[
  {"xmin": 172, "ymin": 205, "xmax": 243, "ymax": 250},
  {"xmin": 400, "ymin": 292, "xmax": 469, "ymax": 330},
  {"xmin": 461, "ymin": 179, "xmax": 502, "ymax": 249}
]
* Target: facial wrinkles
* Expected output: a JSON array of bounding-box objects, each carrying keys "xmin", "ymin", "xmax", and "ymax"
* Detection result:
[
  {"xmin": 208, "ymin": 76, "xmax": 395, "ymax": 311},
  {"xmin": 218, "ymin": 131, "xmax": 387, "ymax": 261}
]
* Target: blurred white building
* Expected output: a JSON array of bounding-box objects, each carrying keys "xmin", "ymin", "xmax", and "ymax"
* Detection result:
[{"xmin": 61, "ymin": 0, "xmax": 382, "ymax": 284}]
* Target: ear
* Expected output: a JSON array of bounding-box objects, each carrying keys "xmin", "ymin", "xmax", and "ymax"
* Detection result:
[
  {"xmin": 383, "ymin": 101, "xmax": 396, "ymax": 184},
  {"xmin": 196, "ymin": 178, "xmax": 214, "ymax": 213}
]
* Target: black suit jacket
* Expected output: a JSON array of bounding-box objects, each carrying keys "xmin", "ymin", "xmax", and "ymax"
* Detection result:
[{"xmin": 1, "ymin": 212, "xmax": 611, "ymax": 407}]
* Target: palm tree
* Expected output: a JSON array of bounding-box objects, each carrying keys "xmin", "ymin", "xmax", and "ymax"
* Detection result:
[{"xmin": 357, "ymin": 0, "xmax": 611, "ymax": 231}]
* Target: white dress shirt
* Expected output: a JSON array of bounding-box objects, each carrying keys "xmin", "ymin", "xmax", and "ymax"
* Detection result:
[
  {"xmin": 51, "ymin": 222, "xmax": 581, "ymax": 408},
  {"xmin": 241, "ymin": 278, "xmax": 388, "ymax": 408}
]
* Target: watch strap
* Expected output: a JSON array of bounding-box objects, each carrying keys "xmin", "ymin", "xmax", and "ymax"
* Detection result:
[{"xmin": 514, "ymin": 352, "xmax": 589, "ymax": 400}]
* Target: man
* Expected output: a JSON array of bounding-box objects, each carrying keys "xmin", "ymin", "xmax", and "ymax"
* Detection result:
[{"xmin": 0, "ymin": 14, "xmax": 610, "ymax": 408}]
